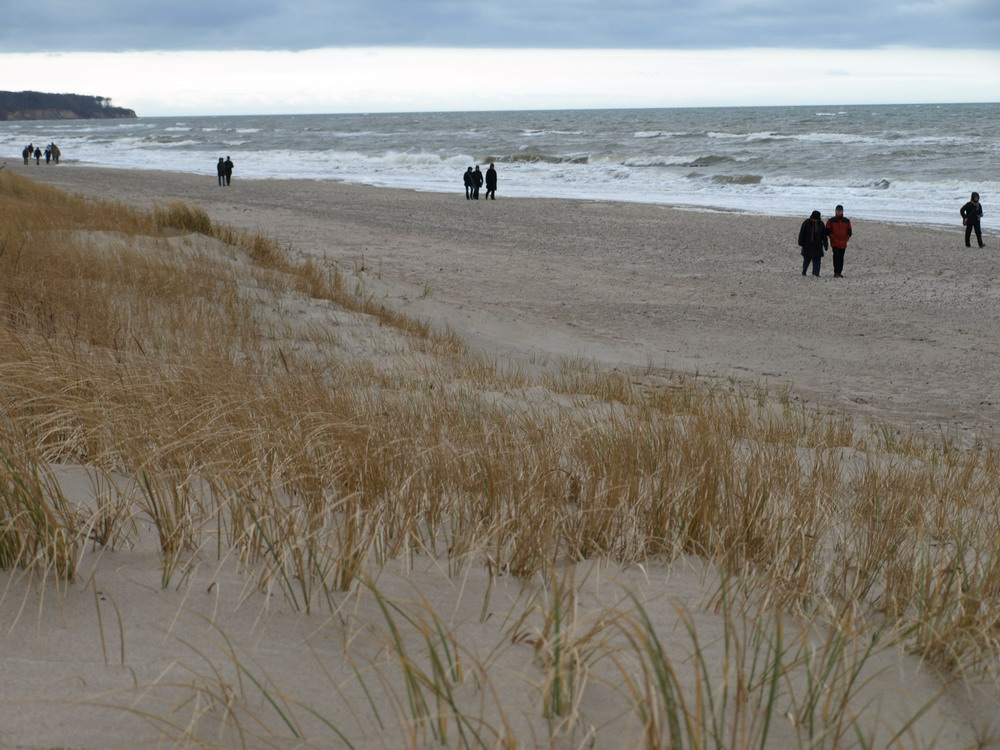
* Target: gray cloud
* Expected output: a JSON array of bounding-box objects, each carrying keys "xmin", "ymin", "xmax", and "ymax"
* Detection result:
[{"xmin": 2, "ymin": 0, "xmax": 996, "ymax": 52}]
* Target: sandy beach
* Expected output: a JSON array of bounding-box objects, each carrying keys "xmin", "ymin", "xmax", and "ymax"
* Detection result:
[
  {"xmin": 3, "ymin": 160, "xmax": 1000, "ymax": 750},
  {"xmin": 16, "ymin": 160, "xmax": 999, "ymax": 439}
]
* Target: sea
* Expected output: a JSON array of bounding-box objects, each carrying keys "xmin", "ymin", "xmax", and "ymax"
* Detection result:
[{"xmin": 2, "ymin": 102, "xmax": 997, "ymax": 228}]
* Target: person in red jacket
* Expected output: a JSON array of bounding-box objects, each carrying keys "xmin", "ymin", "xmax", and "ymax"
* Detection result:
[{"xmin": 825, "ymin": 205, "xmax": 853, "ymax": 278}]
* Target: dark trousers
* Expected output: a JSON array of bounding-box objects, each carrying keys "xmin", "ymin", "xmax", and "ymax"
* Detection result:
[
  {"xmin": 832, "ymin": 247, "xmax": 846, "ymax": 276},
  {"xmin": 802, "ymin": 256, "xmax": 821, "ymax": 276},
  {"xmin": 472, "ymin": 185, "xmax": 480, "ymax": 199},
  {"xmin": 465, "ymin": 186, "xmax": 472, "ymax": 199},
  {"xmin": 966, "ymin": 222, "xmax": 984, "ymax": 247}
]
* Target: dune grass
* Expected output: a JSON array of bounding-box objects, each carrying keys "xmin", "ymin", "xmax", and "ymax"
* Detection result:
[{"xmin": 1, "ymin": 169, "xmax": 999, "ymax": 747}]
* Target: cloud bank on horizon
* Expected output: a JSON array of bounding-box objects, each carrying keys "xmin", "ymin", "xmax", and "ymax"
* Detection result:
[
  {"xmin": 1, "ymin": 0, "xmax": 996, "ymax": 115},
  {"xmin": 3, "ymin": 0, "xmax": 998, "ymax": 52}
]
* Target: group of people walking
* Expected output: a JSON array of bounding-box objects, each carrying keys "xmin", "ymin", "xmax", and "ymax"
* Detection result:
[
  {"xmin": 798, "ymin": 205, "xmax": 854, "ymax": 278},
  {"xmin": 798, "ymin": 192, "xmax": 985, "ymax": 277},
  {"xmin": 216, "ymin": 156, "xmax": 235, "ymax": 186},
  {"xmin": 21, "ymin": 142, "xmax": 60, "ymax": 165},
  {"xmin": 463, "ymin": 163, "xmax": 497, "ymax": 200}
]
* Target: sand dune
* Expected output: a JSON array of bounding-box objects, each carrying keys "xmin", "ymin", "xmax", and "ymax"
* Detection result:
[{"xmin": 3, "ymin": 160, "xmax": 999, "ymax": 749}]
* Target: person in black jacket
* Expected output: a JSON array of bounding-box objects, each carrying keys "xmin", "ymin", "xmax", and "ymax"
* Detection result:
[
  {"xmin": 472, "ymin": 165, "xmax": 483, "ymax": 199},
  {"xmin": 798, "ymin": 210, "xmax": 828, "ymax": 277},
  {"xmin": 463, "ymin": 167, "xmax": 474, "ymax": 199},
  {"xmin": 960, "ymin": 192, "xmax": 984, "ymax": 248},
  {"xmin": 484, "ymin": 163, "xmax": 498, "ymax": 200}
]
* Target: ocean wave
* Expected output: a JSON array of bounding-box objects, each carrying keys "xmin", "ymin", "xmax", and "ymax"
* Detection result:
[
  {"xmin": 709, "ymin": 174, "xmax": 764, "ymax": 185},
  {"xmin": 622, "ymin": 155, "xmax": 692, "ymax": 167},
  {"xmin": 493, "ymin": 153, "xmax": 590, "ymax": 165},
  {"xmin": 633, "ymin": 130, "xmax": 689, "ymax": 139},
  {"xmin": 520, "ymin": 129, "xmax": 584, "ymax": 137},
  {"xmin": 685, "ymin": 155, "xmax": 735, "ymax": 167}
]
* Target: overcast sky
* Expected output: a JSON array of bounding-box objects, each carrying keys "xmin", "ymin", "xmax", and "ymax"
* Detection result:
[{"xmin": 1, "ymin": 0, "xmax": 997, "ymax": 115}]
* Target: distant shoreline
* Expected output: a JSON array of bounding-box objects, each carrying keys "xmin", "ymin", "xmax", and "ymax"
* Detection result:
[{"xmin": 5, "ymin": 156, "xmax": 968, "ymax": 234}]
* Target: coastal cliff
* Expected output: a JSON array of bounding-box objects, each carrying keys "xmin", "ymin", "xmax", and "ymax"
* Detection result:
[{"xmin": 0, "ymin": 90, "xmax": 136, "ymax": 121}]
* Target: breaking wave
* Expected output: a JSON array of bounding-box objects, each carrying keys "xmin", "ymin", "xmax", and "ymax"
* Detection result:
[
  {"xmin": 709, "ymin": 174, "xmax": 763, "ymax": 185},
  {"xmin": 494, "ymin": 153, "xmax": 590, "ymax": 165}
]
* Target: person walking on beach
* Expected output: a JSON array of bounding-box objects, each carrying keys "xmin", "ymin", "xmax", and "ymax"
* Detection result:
[
  {"xmin": 960, "ymin": 192, "xmax": 984, "ymax": 248},
  {"xmin": 33, "ymin": 147, "xmax": 41, "ymax": 165},
  {"xmin": 217, "ymin": 158, "xmax": 226, "ymax": 186},
  {"xmin": 798, "ymin": 210, "xmax": 828, "ymax": 277},
  {"xmin": 22, "ymin": 146, "xmax": 30, "ymax": 165},
  {"xmin": 223, "ymin": 156, "xmax": 234, "ymax": 186},
  {"xmin": 472, "ymin": 165, "xmax": 483, "ymax": 200},
  {"xmin": 484, "ymin": 163, "xmax": 498, "ymax": 200},
  {"xmin": 825, "ymin": 205, "xmax": 853, "ymax": 277},
  {"xmin": 463, "ymin": 167, "xmax": 474, "ymax": 199}
]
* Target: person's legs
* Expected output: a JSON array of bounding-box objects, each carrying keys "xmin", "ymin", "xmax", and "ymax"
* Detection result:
[
  {"xmin": 802, "ymin": 257, "xmax": 810, "ymax": 276},
  {"xmin": 833, "ymin": 248, "xmax": 845, "ymax": 276},
  {"xmin": 966, "ymin": 223, "xmax": 974, "ymax": 247},
  {"xmin": 812, "ymin": 257, "xmax": 821, "ymax": 277},
  {"xmin": 974, "ymin": 223, "xmax": 984, "ymax": 247}
]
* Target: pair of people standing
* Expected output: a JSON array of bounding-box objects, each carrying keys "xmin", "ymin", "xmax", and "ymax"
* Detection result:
[
  {"xmin": 960, "ymin": 192, "xmax": 985, "ymax": 248},
  {"xmin": 216, "ymin": 156, "xmax": 234, "ymax": 186},
  {"xmin": 463, "ymin": 163, "xmax": 497, "ymax": 200},
  {"xmin": 798, "ymin": 205, "xmax": 853, "ymax": 277}
]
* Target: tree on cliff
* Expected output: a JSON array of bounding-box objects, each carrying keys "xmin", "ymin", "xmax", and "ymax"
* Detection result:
[{"xmin": 0, "ymin": 91, "xmax": 137, "ymax": 120}]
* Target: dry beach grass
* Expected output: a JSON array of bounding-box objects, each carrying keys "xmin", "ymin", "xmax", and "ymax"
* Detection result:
[{"xmin": 1, "ymin": 165, "xmax": 1000, "ymax": 748}]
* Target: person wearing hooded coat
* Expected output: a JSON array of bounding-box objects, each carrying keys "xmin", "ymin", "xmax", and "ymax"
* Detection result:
[
  {"xmin": 472, "ymin": 165, "xmax": 483, "ymax": 199},
  {"xmin": 960, "ymin": 192, "xmax": 984, "ymax": 248},
  {"xmin": 798, "ymin": 210, "xmax": 828, "ymax": 277},
  {"xmin": 484, "ymin": 163, "xmax": 498, "ymax": 199},
  {"xmin": 463, "ymin": 167, "xmax": 474, "ymax": 199}
]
